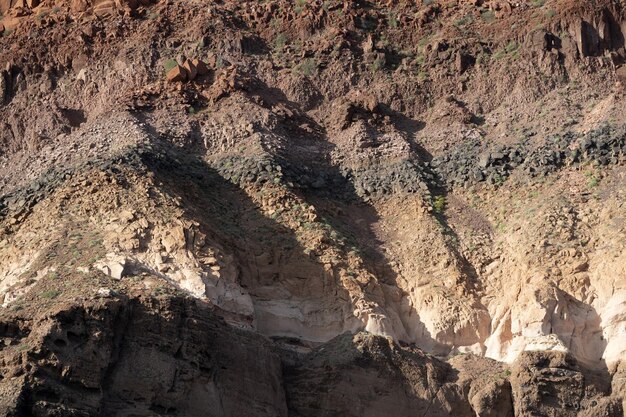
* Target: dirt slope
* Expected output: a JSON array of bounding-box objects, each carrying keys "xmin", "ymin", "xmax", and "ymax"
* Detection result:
[{"xmin": 0, "ymin": 0, "xmax": 625, "ymax": 416}]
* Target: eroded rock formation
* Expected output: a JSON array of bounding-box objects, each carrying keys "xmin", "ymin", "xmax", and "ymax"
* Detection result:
[{"xmin": 0, "ymin": 0, "xmax": 625, "ymax": 415}]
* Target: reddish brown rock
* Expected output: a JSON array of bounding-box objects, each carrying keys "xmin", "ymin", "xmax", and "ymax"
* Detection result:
[
  {"xmin": 166, "ymin": 65, "xmax": 188, "ymax": 83},
  {"xmin": 70, "ymin": 0, "xmax": 88, "ymax": 13},
  {"xmin": 490, "ymin": 0, "xmax": 513, "ymax": 17},
  {"xmin": 93, "ymin": 0, "xmax": 116, "ymax": 16},
  {"xmin": 455, "ymin": 52, "xmax": 474, "ymax": 74},
  {"xmin": 0, "ymin": 2, "xmax": 625, "ymax": 416},
  {"xmin": 182, "ymin": 59, "xmax": 197, "ymax": 81},
  {"xmin": 192, "ymin": 58, "xmax": 209, "ymax": 76}
]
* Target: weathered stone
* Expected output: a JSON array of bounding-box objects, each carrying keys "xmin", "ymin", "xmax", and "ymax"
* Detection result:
[
  {"xmin": 94, "ymin": 255, "xmax": 127, "ymax": 280},
  {"xmin": 166, "ymin": 65, "xmax": 188, "ymax": 82},
  {"xmin": 96, "ymin": 287, "xmax": 116, "ymax": 298},
  {"xmin": 192, "ymin": 58, "xmax": 209, "ymax": 76},
  {"xmin": 511, "ymin": 352, "xmax": 584, "ymax": 417},
  {"xmin": 478, "ymin": 153, "xmax": 491, "ymax": 168},
  {"xmin": 455, "ymin": 51, "xmax": 474, "ymax": 73},
  {"xmin": 182, "ymin": 59, "xmax": 197, "ymax": 81},
  {"xmin": 70, "ymin": 0, "xmax": 89, "ymax": 13},
  {"xmin": 93, "ymin": 0, "xmax": 116, "ymax": 16}
]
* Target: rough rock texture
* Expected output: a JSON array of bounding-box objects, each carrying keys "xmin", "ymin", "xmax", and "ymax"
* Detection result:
[
  {"xmin": 0, "ymin": 294, "xmax": 287, "ymax": 416},
  {"xmin": 0, "ymin": 0, "xmax": 626, "ymax": 415}
]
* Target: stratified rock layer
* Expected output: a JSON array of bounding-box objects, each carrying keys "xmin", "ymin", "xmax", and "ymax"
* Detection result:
[{"xmin": 0, "ymin": 0, "xmax": 625, "ymax": 415}]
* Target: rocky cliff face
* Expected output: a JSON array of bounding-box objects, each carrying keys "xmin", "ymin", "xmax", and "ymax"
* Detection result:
[{"xmin": 0, "ymin": 0, "xmax": 625, "ymax": 416}]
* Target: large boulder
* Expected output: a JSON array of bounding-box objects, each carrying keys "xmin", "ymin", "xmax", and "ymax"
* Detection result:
[{"xmin": 511, "ymin": 351, "xmax": 584, "ymax": 417}]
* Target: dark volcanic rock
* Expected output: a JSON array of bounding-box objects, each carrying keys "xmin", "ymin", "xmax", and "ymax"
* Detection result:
[
  {"xmin": 9, "ymin": 297, "xmax": 288, "ymax": 417},
  {"xmin": 432, "ymin": 124, "xmax": 626, "ymax": 189}
]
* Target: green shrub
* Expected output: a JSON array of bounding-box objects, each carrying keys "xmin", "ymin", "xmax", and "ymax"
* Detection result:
[
  {"xmin": 294, "ymin": 0, "xmax": 306, "ymax": 14},
  {"xmin": 370, "ymin": 57, "xmax": 384, "ymax": 72},
  {"xmin": 492, "ymin": 49, "xmax": 506, "ymax": 60},
  {"xmin": 454, "ymin": 15, "xmax": 473, "ymax": 27},
  {"xmin": 585, "ymin": 172, "xmax": 600, "ymax": 188},
  {"xmin": 492, "ymin": 41, "xmax": 519, "ymax": 61},
  {"xmin": 414, "ymin": 52, "xmax": 426, "ymax": 66},
  {"xmin": 388, "ymin": 13, "xmax": 399, "ymax": 28},
  {"xmin": 274, "ymin": 33, "xmax": 288, "ymax": 51},
  {"xmin": 433, "ymin": 195, "xmax": 446, "ymax": 213},
  {"xmin": 481, "ymin": 10, "xmax": 495, "ymax": 22},
  {"xmin": 41, "ymin": 290, "xmax": 61, "ymax": 299},
  {"xmin": 295, "ymin": 58, "xmax": 317, "ymax": 76},
  {"xmin": 505, "ymin": 41, "xmax": 519, "ymax": 53}
]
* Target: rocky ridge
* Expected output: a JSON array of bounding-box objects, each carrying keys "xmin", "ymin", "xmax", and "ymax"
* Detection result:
[{"xmin": 0, "ymin": 0, "xmax": 626, "ymax": 415}]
